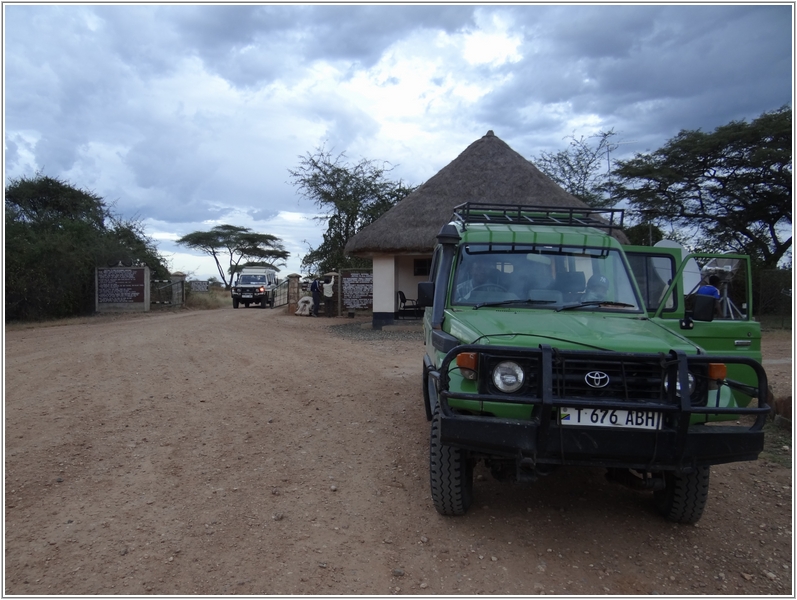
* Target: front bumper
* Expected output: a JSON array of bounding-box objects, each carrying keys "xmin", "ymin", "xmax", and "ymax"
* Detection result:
[
  {"xmin": 233, "ymin": 288, "xmax": 268, "ymax": 300},
  {"xmin": 430, "ymin": 343, "xmax": 769, "ymax": 472}
]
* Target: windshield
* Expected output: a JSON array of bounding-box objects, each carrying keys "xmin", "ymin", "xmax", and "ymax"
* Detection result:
[
  {"xmin": 451, "ymin": 244, "xmax": 643, "ymax": 312},
  {"xmin": 240, "ymin": 275, "xmax": 266, "ymax": 284}
]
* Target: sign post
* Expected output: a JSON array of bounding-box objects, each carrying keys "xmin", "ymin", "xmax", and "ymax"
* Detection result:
[
  {"xmin": 95, "ymin": 266, "xmax": 150, "ymax": 313},
  {"xmin": 341, "ymin": 269, "xmax": 373, "ymax": 315}
]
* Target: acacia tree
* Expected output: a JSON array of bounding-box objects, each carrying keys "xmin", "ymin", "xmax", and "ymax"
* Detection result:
[
  {"xmin": 5, "ymin": 173, "xmax": 168, "ymax": 320},
  {"xmin": 288, "ymin": 147, "xmax": 416, "ymax": 275},
  {"xmin": 176, "ymin": 224, "xmax": 288, "ymax": 288},
  {"xmin": 533, "ymin": 130, "xmax": 620, "ymax": 208},
  {"xmin": 107, "ymin": 214, "xmax": 168, "ymax": 274},
  {"xmin": 609, "ymin": 106, "xmax": 792, "ymax": 268}
]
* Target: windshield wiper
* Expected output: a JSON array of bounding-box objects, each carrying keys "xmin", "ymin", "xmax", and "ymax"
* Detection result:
[
  {"xmin": 556, "ymin": 300, "xmax": 636, "ymax": 312},
  {"xmin": 474, "ymin": 299, "xmax": 558, "ymax": 309}
]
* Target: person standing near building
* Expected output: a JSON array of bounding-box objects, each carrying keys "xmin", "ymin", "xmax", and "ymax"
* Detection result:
[
  {"xmin": 323, "ymin": 275, "xmax": 335, "ymax": 317},
  {"xmin": 310, "ymin": 278, "xmax": 322, "ymax": 317}
]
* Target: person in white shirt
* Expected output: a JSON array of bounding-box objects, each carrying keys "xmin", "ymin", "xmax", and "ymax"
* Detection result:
[{"xmin": 323, "ymin": 276, "xmax": 335, "ymax": 317}]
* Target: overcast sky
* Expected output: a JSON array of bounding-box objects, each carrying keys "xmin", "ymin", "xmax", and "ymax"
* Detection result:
[{"xmin": 4, "ymin": 3, "xmax": 792, "ymax": 279}]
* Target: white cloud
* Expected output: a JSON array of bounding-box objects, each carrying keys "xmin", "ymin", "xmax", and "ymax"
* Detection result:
[
  {"xmin": 4, "ymin": 4, "xmax": 791, "ymax": 283},
  {"xmin": 461, "ymin": 11, "xmax": 523, "ymax": 66}
]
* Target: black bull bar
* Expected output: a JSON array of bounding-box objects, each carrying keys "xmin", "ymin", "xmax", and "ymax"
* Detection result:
[{"xmin": 430, "ymin": 344, "xmax": 770, "ymax": 472}]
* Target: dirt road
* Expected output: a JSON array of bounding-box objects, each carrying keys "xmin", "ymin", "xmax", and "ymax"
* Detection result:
[{"xmin": 4, "ymin": 307, "xmax": 793, "ymax": 595}]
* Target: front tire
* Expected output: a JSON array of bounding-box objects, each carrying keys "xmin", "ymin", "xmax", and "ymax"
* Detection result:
[
  {"xmin": 653, "ymin": 466, "xmax": 710, "ymax": 524},
  {"xmin": 430, "ymin": 406, "xmax": 473, "ymax": 516},
  {"xmin": 233, "ymin": 298, "xmax": 239, "ymax": 309}
]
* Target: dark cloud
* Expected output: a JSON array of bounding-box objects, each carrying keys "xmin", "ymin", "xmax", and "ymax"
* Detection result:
[
  {"xmin": 250, "ymin": 208, "xmax": 279, "ymax": 222},
  {"xmin": 478, "ymin": 4, "xmax": 791, "ymax": 156},
  {"xmin": 298, "ymin": 5, "xmax": 475, "ymax": 65},
  {"xmin": 4, "ymin": 4, "xmax": 790, "ymax": 277},
  {"xmin": 152, "ymin": 5, "xmax": 478, "ymax": 89},
  {"xmin": 166, "ymin": 5, "xmax": 309, "ymax": 88}
]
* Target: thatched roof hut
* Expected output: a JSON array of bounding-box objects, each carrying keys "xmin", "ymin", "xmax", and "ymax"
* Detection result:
[{"xmin": 346, "ymin": 130, "xmax": 621, "ymax": 256}]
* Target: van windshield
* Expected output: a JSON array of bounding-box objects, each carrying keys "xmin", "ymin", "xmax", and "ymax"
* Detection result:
[
  {"xmin": 451, "ymin": 244, "xmax": 642, "ymax": 312},
  {"xmin": 240, "ymin": 275, "xmax": 266, "ymax": 284}
]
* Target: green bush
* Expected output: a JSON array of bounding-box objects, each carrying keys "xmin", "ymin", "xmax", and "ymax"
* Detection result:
[{"xmin": 5, "ymin": 174, "xmax": 168, "ymax": 321}]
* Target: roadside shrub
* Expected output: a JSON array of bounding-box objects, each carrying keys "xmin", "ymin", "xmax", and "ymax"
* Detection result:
[{"xmin": 184, "ymin": 286, "xmax": 229, "ymax": 310}]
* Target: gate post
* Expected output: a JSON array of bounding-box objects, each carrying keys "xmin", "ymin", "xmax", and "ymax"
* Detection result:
[
  {"xmin": 171, "ymin": 272, "xmax": 186, "ymax": 307},
  {"xmin": 287, "ymin": 274, "xmax": 301, "ymax": 313}
]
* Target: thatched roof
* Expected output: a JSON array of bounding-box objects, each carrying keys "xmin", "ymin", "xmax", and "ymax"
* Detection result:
[{"xmin": 345, "ymin": 130, "xmax": 625, "ymax": 256}]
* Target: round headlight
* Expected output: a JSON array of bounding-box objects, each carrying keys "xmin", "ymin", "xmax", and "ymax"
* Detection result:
[
  {"xmin": 664, "ymin": 372, "xmax": 696, "ymax": 397},
  {"xmin": 492, "ymin": 361, "xmax": 525, "ymax": 393}
]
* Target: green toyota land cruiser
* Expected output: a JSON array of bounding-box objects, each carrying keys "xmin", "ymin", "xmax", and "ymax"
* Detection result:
[{"xmin": 418, "ymin": 203, "xmax": 769, "ymax": 524}]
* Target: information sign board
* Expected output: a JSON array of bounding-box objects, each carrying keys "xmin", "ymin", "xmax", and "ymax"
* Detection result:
[
  {"xmin": 97, "ymin": 268, "xmax": 145, "ymax": 303},
  {"xmin": 342, "ymin": 270, "xmax": 373, "ymax": 310}
]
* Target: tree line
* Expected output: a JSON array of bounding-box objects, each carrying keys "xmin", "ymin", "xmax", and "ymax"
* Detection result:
[
  {"xmin": 5, "ymin": 174, "xmax": 169, "ymax": 321},
  {"xmin": 5, "ymin": 106, "xmax": 790, "ymax": 321}
]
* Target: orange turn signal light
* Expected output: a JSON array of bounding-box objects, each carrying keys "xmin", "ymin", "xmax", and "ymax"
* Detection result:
[
  {"xmin": 457, "ymin": 352, "xmax": 478, "ymax": 370},
  {"xmin": 708, "ymin": 363, "xmax": 727, "ymax": 380},
  {"xmin": 456, "ymin": 352, "xmax": 479, "ymax": 380}
]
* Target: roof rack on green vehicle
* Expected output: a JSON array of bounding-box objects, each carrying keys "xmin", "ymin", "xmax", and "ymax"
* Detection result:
[{"xmin": 451, "ymin": 202, "xmax": 625, "ymax": 233}]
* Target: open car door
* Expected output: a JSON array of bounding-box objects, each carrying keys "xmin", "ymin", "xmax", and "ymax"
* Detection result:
[{"xmin": 626, "ymin": 245, "xmax": 763, "ymax": 408}]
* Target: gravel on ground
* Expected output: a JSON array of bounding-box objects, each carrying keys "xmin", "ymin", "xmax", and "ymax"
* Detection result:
[{"xmin": 4, "ymin": 308, "xmax": 792, "ymax": 595}]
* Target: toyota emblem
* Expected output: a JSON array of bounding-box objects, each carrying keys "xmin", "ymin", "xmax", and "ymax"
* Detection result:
[{"xmin": 585, "ymin": 371, "xmax": 610, "ymax": 388}]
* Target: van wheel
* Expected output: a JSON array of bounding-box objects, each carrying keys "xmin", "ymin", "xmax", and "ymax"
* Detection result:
[
  {"xmin": 233, "ymin": 298, "xmax": 239, "ymax": 309},
  {"xmin": 261, "ymin": 298, "xmax": 268, "ymax": 308},
  {"xmin": 653, "ymin": 466, "xmax": 710, "ymax": 524},
  {"xmin": 430, "ymin": 406, "xmax": 473, "ymax": 516}
]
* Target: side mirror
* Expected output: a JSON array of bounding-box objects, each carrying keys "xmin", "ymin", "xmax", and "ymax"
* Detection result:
[
  {"xmin": 418, "ymin": 282, "xmax": 435, "ymax": 307},
  {"xmin": 691, "ymin": 294, "xmax": 716, "ymax": 322}
]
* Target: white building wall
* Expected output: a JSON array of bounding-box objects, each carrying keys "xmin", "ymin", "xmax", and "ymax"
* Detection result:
[
  {"xmin": 370, "ymin": 253, "xmax": 432, "ymax": 327},
  {"xmin": 372, "ymin": 255, "xmax": 396, "ymax": 315},
  {"xmin": 395, "ymin": 255, "xmax": 432, "ymax": 305}
]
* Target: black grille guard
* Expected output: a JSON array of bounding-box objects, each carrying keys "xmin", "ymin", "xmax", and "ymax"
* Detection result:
[{"xmin": 435, "ymin": 343, "xmax": 770, "ymax": 431}]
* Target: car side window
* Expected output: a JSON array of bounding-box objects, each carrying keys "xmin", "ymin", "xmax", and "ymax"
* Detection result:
[{"xmin": 627, "ymin": 253, "xmax": 677, "ymax": 312}]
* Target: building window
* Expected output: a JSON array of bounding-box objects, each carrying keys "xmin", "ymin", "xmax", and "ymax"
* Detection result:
[{"xmin": 414, "ymin": 258, "xmax": 432, "ymax": 277}]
